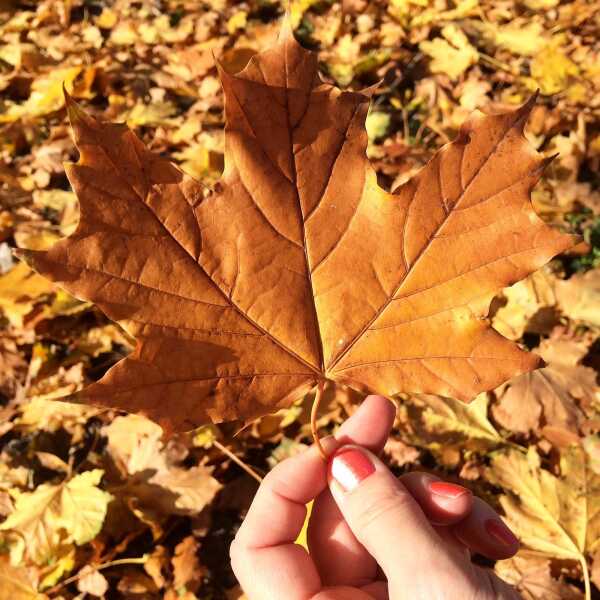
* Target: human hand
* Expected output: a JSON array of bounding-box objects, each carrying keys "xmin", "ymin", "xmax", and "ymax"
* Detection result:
[{"xmin": 231, "ymin": 395, "xmax": 521, "ymax": 599}]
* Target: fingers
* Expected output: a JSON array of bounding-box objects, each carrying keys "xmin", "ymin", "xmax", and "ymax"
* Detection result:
[
  {"xmin": 327, "ymin": 445, "xmax": 459, "ymax": 587},
  {"xmin": 452, "ymin": 497, "xmax": 520, "ymax": 560},
  {"xmin": 231, "ymin": 395, "xmax": 397, "ymax": 599},
  {"xmin": 333, "ymin": 394, "xmax": 397, "ymax": 453},
  {"xmin": 399, "ymin": 472, "xmax": 473, "ymax": 526},
  {"xmin": 400, "ymin": 472, "xmax": 519, "ymax": 560},
  {"xmin": 231, "ymin": 437, "xmax": 338, "ymax": 600},
  {"xmin": 308, "ymin": 395, "xmax": 396, "ymax": 586}
]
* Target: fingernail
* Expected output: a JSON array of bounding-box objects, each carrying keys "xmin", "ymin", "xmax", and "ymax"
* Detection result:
[
  {"xmin": 484, "ymin": 518, "xmax": 519, "ymax": 548},
  {"xmin": 429, "ymin": 481, "xmax": 470, "ymax": 499},
  {"xmin": 329, "ymin": 447, "xmax": 375, "ymax": 492}
]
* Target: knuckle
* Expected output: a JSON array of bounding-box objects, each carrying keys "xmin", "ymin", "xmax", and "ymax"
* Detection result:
[{"xmin": 351, "ymin": 483, "xmax": 415, "ymax": 535}]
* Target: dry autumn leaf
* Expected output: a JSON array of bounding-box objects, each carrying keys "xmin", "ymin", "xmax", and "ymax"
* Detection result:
[
  {"xmin": 488, "ymin": 445, "xmax": 600, "ymax": 597},
  {"xmin": 0, "ymin": 557, "xmax": 46, "ymax": 600},
  {"xmin": 0, "ymin": 470, "xmax": 112, "ymax": 565},
  {"xmin": 495, "ymin": 552, "xmax": 583, "ymax": 600},
  {"xmin": 19, "ymin": 26, "xmax": 575, "ymax": 433}
]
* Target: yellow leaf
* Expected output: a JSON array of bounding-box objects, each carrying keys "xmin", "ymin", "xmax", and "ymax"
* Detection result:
[
  {"xmin": 227, "ymin": 11, "xmax": 248, "ymax": 35},
  {"xmin": 0, "ymin": 67, "xmax": 95, "ymax": 122},
  {"xmin": 487, "ymin": 21, "xmax": 547, "ymax": 57},
  {"xmin": 0, "ymin": 263, "xmax": 55, "ymax": 327},
  {"xmin": 0, "ymin": 470, "xmax": 112, "ymax": 565},
  {"xmin": 39, "ymin": 546, "xmax": 75, "ymax": 590},
  {"xmin": 419, "ymin": 393, "xmax": 503, "ymax": 446},
  {"xmin": 530, "ymin": 43, "xmax": 579, "ymax": 95},
  {"xmin": 95, "ymin": 8, "xmax": 118, "ymax": 29},
  {"xmin": 522, "ymin": 0, "xmax": 559, "ymax": 9},
  {"xmin": 125, "ymin": 101, "xmax": 177, "ymax": 128},
  {"xmin": 488, "ymin": 445, "xmax": 598, "ymax": 597},
  {"xmin": 420, "ymin": 25, "xmax": 478, "ymax": 80},
  {"xmin": 110, "ymin": 22, "xmax": 138, "ymax": 45},
  {"xmin": 18, "ymin": 397, "xmax": 97, "ymax": 434}
]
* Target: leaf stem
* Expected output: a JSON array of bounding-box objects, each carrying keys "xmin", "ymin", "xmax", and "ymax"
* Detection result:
[
  {"xmin": 311, "ymin": 381, "xmax": 327, "ymax": 460},
  {"xmin": 213, "ymin": 439, "xmax": 263, "ymax": 483},
  {"xmin": 579, "ymin": 553, "xmax": 591, "ymax": 600}
]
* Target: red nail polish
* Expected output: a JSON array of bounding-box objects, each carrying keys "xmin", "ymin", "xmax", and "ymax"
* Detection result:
[
  {"xmin": 429, "ymin": 481, "xmax": 470, "ymax": 499},
  {"xmin": 329, "ymin": 447, "xmax": 375, "ymax": 492},
  {"xmin": 485, "ymin": 518, "xmax": 519, "ymax": 548}
]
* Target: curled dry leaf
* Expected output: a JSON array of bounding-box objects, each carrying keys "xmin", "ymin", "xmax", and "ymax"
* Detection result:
[{"xmin": 19, "ymin": 26, "xmax": 574, "ymax": 433}]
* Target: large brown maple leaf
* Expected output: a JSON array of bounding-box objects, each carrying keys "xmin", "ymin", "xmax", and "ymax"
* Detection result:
[{"xmin": 20, "ymin": 28, "xmax": 574, "ymax": 433}]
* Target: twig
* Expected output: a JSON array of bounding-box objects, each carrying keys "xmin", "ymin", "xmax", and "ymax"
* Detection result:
[
  {"xmin": 311, "ymin": 380, "xmax": 327, "ymax": 460},
  {"xmin": 47, "ymin": 556, "xmax": 147, "ymax": 596},
  {"xmin": 213, "ymin": 439, "xmax": 263, "ymax": 483}
]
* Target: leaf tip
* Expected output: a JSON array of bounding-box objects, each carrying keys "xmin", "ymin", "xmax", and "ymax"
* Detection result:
[
  {"xmin": 63, "ymin": 86, "xmax": 87, "ymax": 126},
  {"xmin": 12, "ymin": 247, "xmax": 34, "ymax": 267},
  {"xmin": 279, "ymin": 6, "xmax": 294, "ymax": 41},
  {"xmin": 514, "ymin": 92, "xmax": 539, "ymax": 130}
]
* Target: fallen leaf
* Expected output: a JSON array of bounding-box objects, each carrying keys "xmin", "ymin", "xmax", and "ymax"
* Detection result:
[
  {"xmin": 488, "ymin": 445, "xmax": 600, "ymax": 588},
  {"xmin": 0, "ymin": 263, "xmax": 55, "ymax": 327},
  {"xmin": 103, "ymin": 414, "xmax": 221, "ymax": 515},
  {"xmin": 492, "ymin": 270, "xmax": 557, "ymax": 341},
  {"xmin": 0, "ymin": 66, "xmax": 95, "ymax": 122},
  {"xmin": 22, "ymin": 27, "xmax": 574, "ymax": 433},
  {"xmin": 530, "ymin": 42, "xmax": 579, "ymax": 95},
  {"xmin": 77, "ymin": 566, "xmax": 109, "ymax": 597},
  {"xmin": 172, "ymin": 536, "xmax": 202, "ymax": 592},
  {"xmin": 555, "ymin": 270, "xmax": 600, "ymax": 327},
  {"xmin": 495, "ymin": 552, "xmax": 584, "ymax": 600},
  {"xmin": 0, "ymin": 470, "xmax": 112, "ymax": 564},
  {"xmin": 486, "ymin": 21, "xmax": 547, "ymax": 57},
  {"xmin": 420, "ymin": 25, "xmax": 479, "ymax": 80},
  {"xmin": 17, "ymin": 398, "xmax": 98, "ymax": 435},
  {"xmin": 412, "ymin": 393, "xmax": 503, "ymax": 447},
  {"xmin": 0, "ymin": 557, "xmax": 45, "ymax": 600}
]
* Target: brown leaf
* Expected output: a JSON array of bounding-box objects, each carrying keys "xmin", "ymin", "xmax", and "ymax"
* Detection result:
[
  {"xmin": 555, "ymin": 269, "xmax": 600, "ymax": 327},
  {"xmin": 143, "ymin": 545, "xmax": 168, "ymax": 589},
  {"xmin": 0, "ymin": 557, "xmax": 45, "ymax": 600},
  {"xmin": 172, "ymin": 536, "xmax": 202, "ymax": 592},
  {"xmin": 492, "ymin": 339, "xmax": 598, "ymax": 438},
  {"xmin": 21, "ymin": 29, "xmax": 574, "ymax": 432}
]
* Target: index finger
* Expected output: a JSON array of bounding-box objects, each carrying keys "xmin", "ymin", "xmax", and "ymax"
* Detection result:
[{"xmin": 230, "ymin": 436, "xmax": 339, "ymax": 600}]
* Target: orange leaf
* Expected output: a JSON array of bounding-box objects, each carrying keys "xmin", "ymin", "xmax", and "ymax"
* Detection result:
[{"xmin": 19, "ymin": 28, "xmax": 575, "ymax": 433}]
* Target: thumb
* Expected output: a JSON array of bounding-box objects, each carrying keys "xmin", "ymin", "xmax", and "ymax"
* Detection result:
[{"xmin": 327, "ymin": 445, "xmax": 460, "ymax": 587}]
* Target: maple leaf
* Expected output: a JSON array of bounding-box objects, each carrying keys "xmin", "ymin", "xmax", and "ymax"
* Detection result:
[
  {"xmin": 19, "ymin": 27, "xmax": 574, "ymax": 433},
  {"xmin": 488, "ymin": 445, "xmax": 600, "ymax": 597}
]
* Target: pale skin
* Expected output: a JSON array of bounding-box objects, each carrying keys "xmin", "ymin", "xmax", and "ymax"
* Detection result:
[{"xmin": 231, "ymin": 395, "xmax": 521, "ymax": 600}]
